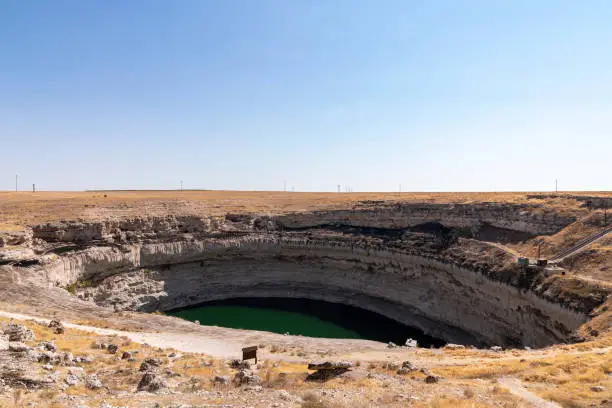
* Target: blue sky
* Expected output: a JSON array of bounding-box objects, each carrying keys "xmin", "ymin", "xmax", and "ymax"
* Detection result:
[{"xmin": 1, "ymin": 0, "xmax": 610, "ymax": 191}]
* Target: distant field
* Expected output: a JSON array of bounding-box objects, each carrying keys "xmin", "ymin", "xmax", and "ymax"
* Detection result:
[{"xmin": 0, "ymin": 190, "xmax": 610, "ymax": 231}]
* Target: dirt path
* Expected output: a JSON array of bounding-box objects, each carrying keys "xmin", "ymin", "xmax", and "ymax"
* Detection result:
[
  {"xmin": 0, "ymin": 310, "xmax": 242, "ymax": 358},
  {"xmin": 498, "ymin": 377, "xmax": 561, "ymax": 408}
]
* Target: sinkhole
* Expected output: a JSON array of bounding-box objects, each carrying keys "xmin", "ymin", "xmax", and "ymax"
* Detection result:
[{"xmin": 167, "ymin": 297, "xmax": 447, "ymax": 348}]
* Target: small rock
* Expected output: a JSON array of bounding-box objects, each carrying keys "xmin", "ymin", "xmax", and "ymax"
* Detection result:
[
  {"xmin": 590, "ymin": 329, "xmax": 599, "ymax": 337},
  {"xmin": 61, "ymin": 352, "xmax": 74, "ymax": 366},
  {"xmin": 85, "ymin": 374, "xmax": 102, "ymax": 389},
  {"xmin": 396, "ymin": 360, "xmax": 417, "ymax": 374},
  {"xmin": 121, "ymin": 351, "xmax": 132, "ymax": 360},
  {"xmin": 65, "ymin": 374, "xmax": 79, "ymax": 386},
  {"xmin": 213, "ymin": 375, "xmax": 229, "ymax": 385},
  {"xmin": 48, "ymin": 319, "xmax": 65, "ymax": 334},
  {"xmin": 41, "ymin": 341, "xmax": 57, "ymax": 352},
  {"xmin": 42, "ymin": 364, "xmax": 53, "ymax": 371},
  {"xmin": 425, "ymin": 375, "xmax": 440, "ymax": 384},
  {"xmin": 387, "ymin": 342, "xmax": 397, "ymax": 348},
  {"xmin": 168, "ymin": 352, "xmax": 176, "ymax": 358},
  {"xmin": 9, "ymin": 342, "xmax": 31, "ymax": 352},
  {"xmin": 444, "ymin": 344, "xmax": 465, "ymax": 350},
  {"xmin": 139, "ymin": 357, "xmax": 163, "ymax": 372},
  {"xmin": 405, "ymin": 338, "xmax": 418, "ymax": 348},
  {"xmin": 194, "ymin": 320, "xmax": 200, "ymax": 325},
  {"xmin": 137, "ymin": 372, "xmax": 167, "ymax": 392},
  {"xmin": 591, "ymin": 386, "xmax": 605, "ymax": 392},
  {"xmin": 490, "ymin": 346, "xmax": 503, "ymax": 352},
  {"xmin": 244, "ymin": 385, "xmax": 263, "ymax": 392},
  {"xmin": 107, "ymin": 344, "xmax": 118, "ymax": 354},
  {"xmin": 74, "ymin": 355, "xmax": 93, "ymax": 364}
]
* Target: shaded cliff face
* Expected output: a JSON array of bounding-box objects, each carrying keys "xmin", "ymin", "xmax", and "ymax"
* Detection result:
[{"xmin": 20, "ymin": 202, "xmax": 594, "ymax": 349}]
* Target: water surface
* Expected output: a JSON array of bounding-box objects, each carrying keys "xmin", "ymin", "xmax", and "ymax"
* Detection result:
[{"xmin": 168, "ymin": 297, "xmax": 446, "ymax": 347}]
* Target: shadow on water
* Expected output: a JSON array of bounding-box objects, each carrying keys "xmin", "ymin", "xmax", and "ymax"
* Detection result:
[{"xmin": 167, "ymin": 297, "xmax": 446, "ymax": 348}]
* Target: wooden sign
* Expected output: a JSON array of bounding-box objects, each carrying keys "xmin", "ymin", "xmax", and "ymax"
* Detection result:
[{"xmin": 242, "ymin": 346, "xmax": 258, "ymax": 363}]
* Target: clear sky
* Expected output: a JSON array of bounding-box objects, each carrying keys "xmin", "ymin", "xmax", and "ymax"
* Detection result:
[{"xmin": 1, "ymin": 1, "xmax": 611, "ymax": 192}]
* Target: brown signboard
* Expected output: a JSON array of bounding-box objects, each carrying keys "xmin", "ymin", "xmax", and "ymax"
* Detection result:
[{"xmin": 242, "ymin": 346, "xmax": 258, "ymax": 363}]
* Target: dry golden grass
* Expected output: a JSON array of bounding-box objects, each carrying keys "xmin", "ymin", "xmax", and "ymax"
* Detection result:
[
  {"xmin": 416, "ymin": 398, "xmax": 499, "ymax": 408},
  {"xmin": 432, "ymin": 347, "xmax": 612, "ymax": 408}
]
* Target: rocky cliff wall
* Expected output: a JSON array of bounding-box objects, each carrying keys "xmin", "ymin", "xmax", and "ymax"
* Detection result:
[
  {"xmin": 34, "ymin": 236, "xmax": 587, "ymax": 348},
  {"xmin": 29, "ymin": 203, "xmax": 576, "ymax": 245},
  {"xmin": 274, "ymin": 203, "xmax": 575, "ymax": 235}
]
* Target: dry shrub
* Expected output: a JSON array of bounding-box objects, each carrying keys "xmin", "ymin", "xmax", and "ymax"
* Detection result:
[
  {"xmin": 463, "ymin": 388, "xmax": 475, "ymax": 398},
  {"xmin": 300, "ymin": 392, "xmax": 368, "ymax": 408},
  {"xmin": 420, "ymin": 397, "xmax": 495, "ymax": 408}
]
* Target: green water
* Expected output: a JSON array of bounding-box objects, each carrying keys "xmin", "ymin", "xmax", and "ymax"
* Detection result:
[{"xmin": 169, "ymin": 305, "xmax": 364, "ymax": 339}]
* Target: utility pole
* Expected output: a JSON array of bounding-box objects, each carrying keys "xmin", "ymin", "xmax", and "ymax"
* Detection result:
[
  {"xmin": 283, "ymin": 180, "xmax": 286, "ymax": 192},
  {"xmin": 555, "ymin": 179, "xmax": 558, "ymax": 193},
  {"xmin": 180, "ymin": 180, "xmax": 183, "ymax": 192},
  {"xmin": 337, "ymin": 184, "xmax": 341, "ymax": 193},
  {"xmin": 15, "ymin": 174, "xmax": 18, "ymax": 192},
  {"xmin": 32, "ymin": 184, "xmax": 35, "ymax": 193}
]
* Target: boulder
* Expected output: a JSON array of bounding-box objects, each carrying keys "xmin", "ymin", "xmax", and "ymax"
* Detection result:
[
  {"xmin": 425, "ymin": 375, "xmax": 440, "ymax": 384},
  {"xmin": 3, "ymin": 324, "xmax": 34, "ymax": 342},
  {"xmin": 229, "ymin": 359, "xmax": 250, "ymax": 369},
  {"xmin": 139, "ymin": 357, "xmax": 163, "ymax": 372},
  {"xmin": 121, "ymin": 351, "xmax": 132, "ymax": 360},
  {"xmin": 591, "ymin": 386, "xmax": 605, "ymax": 392},
  {"xmin": 47, "ymin": 320, "xmax": 65, "ymax": 334},
  {"xmin": 107, "ymin": 344, "xmax": 118, "ymax": 354},
  {"xmin": 137, "ymin": 372, "xmax": 167, "ymax": 392},
  {"xmin": 233, "ymin": 369, "xmax": 261, "ymax": 385},
  {"xmin": 307, "ymin": 361, "xmax": 353, "ymax": 370}
]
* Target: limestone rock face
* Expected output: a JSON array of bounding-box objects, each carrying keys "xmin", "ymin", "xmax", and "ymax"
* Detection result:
[{"xmin": 12, "ymin": 204, "xmax": 602, "ymax": 349}]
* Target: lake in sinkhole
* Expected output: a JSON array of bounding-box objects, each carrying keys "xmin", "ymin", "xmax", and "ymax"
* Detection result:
[{"xmin": 167, "ymin": 297, "xmax": 446, "ymax": 347}]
